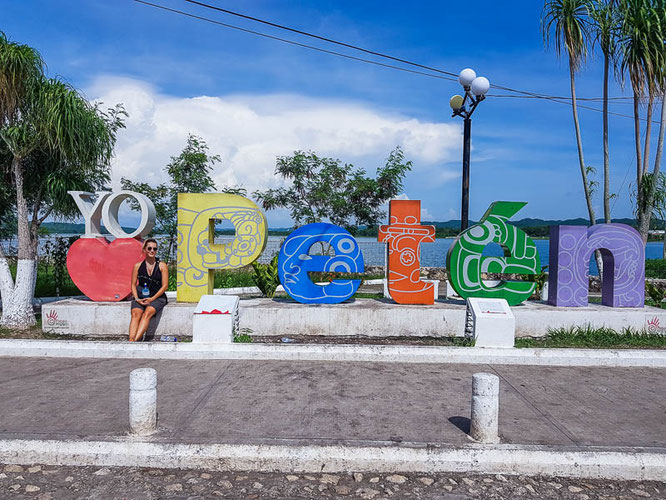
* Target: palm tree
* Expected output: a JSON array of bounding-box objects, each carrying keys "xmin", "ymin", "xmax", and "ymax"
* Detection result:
[
  {"xmin": 590, "ymin": 0, "xmax": 619, "ymax": 223},
  {"xmin": 0, "ymin": 33, "xmax": 124, "ymax": 328},
  {"xmin": 542, "ymin": 0, "xmax": 597, "ymax": 227},
  {"xmin": 543, "ymin": 0, "xmax": 609, "ymax": 274},
  {"xmin": 616, "ymin": 0, "xmax": 666, "ymax": 242},
  {"xmin": 645, "ymin": 2, "xmax": 666, "ymax": 247}
]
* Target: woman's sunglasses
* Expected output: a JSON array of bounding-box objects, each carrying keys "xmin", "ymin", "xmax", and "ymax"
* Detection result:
[{"xmin": 146, "ymin": 246, "xmax": 157, "ymax": 251}]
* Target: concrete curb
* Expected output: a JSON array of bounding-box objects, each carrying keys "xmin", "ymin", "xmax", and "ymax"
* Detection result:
[
  {"xmin": 0, "ymin": 438, "xmax": 663, "ymax": 480},
  {"xmin": 0, "ymin": 339, "xmax": 664, "ymax": 367}
]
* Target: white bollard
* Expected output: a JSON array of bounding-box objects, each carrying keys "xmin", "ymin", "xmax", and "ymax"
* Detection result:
[
  {"xmin": 129, "ymin": 368, "xmax": 157, "ymax": 435},
  {"xmin": 470, "ymin": 372, "xmax": 500, "ymax": 443}
]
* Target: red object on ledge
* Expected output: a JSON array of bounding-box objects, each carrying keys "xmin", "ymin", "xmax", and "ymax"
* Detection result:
[{"xmin": 200, "ymin": 309, "xmax": 230, "ymax": 314}]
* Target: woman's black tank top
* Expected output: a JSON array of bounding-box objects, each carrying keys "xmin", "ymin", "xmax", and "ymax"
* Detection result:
[{"xmin": 137, "ymin": 259, "xmax": 167, "ymax": 301}]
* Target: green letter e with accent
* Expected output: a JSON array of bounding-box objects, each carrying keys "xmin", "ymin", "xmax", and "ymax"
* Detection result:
[{"xmin": 446, "ymin": 201, "xmax": 540, "ymax": 306}]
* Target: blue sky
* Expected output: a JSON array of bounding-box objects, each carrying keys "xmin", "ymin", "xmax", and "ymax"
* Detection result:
[{"xmin": 3, "ymin": 0, "xmax": 654, "ymax": 227}]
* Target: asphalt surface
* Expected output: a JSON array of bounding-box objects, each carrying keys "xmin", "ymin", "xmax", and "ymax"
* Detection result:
[{"xmin": 0, "ymin": 357, "xmax": 663, "ymax": 449}]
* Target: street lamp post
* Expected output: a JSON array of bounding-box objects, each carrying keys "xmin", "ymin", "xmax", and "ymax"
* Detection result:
[{"xmin": 450, "ymin": 68, "xmax": 490, "ymax": 232}]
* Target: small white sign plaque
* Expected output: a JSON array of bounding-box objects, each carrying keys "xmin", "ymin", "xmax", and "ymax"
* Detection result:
[
  {"xmin": 478, "ymin": 301, "xmax": 508, "ymax": 315},
  {"xmin": 467, "ymin": 297, "xmax": 515, "ymax": 348}
]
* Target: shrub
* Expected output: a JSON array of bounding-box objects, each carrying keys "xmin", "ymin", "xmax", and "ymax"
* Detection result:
[
  {"xmin": 251, "ymin": 255, "xmax": 280, "ymax": 298},
  {"xmin": 645, "ymin": 259, "xmax": 666, "ymax": 279},
  {"xmin": 646, "ymin": 281, "xmax": 665, "ymax": 304}
]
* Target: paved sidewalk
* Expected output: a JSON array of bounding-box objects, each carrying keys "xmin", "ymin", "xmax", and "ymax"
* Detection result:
[{"xmin": 0, "ymin": 357, "xmax": 663, "ymax": 449}]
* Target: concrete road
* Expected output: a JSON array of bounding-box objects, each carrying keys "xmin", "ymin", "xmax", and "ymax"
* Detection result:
[{"xmin": 0, "ymin": 357, "xmax": 663, "ymax": 449}]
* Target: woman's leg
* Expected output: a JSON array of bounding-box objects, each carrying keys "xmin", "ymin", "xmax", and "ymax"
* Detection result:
[
  {"xmin": 135, "ymin": 306, "xmax": 157, "ymax": 341},
  {"xmin": 129, "ymin": 308, "xmax": 144, "ymax": 341}
]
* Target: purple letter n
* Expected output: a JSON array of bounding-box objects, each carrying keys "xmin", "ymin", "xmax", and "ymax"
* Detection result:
[{"xmin": 548, "ymin": 224, "xmax": 645, "ymax": 307}]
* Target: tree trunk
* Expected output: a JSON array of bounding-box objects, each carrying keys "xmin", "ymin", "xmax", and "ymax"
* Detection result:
[
  {"xmin": 569, "ymin": 62, "xmax": 596, "ymax": 225},
  {"xmin": 642, "ymin": 96, "xmax": 666, "ymax": 243},
  {"xmin": 602, "ymin": 53, "xmax": 611, "ymax": 224},
  {"xmin": 643, "ymin": 96, "xmax": 654, "ymax": 177},
  {"xmin": 634, "ymin": 92, "xmax": 643, "ymax": 189},
  {"xmin": 0, "ymin": 157, "xmax": 37, "ymax": 329},
  {"xmin": 569, "ymin": 61, "xmax": 603, "ymax": 273},
  {"xmin": 0, "ymin": 244, "xmax": 15, "ymax": 314}
]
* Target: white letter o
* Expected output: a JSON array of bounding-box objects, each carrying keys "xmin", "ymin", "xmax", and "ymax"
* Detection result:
[{"xmin": 101, "ymin": 191, "xmax": 156, "ymax": 239}]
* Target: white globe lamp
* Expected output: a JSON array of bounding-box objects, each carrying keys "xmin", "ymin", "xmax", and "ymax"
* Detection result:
[
  {"xmin": 471, "ymin": 76, "xmax": 490, "ymax": 97},
  {"xmin": 449, "ymin": 95, "xmax": 464, "ymax": 111},
  {"xmin": 458, "ymin": 68, "xmax": 476, "ymax": 88}
]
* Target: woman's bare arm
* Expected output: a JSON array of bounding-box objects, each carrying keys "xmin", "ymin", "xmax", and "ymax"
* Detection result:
[{"xmin": 130, "ymin": 262, "xmax": 140, "ymax": 301}]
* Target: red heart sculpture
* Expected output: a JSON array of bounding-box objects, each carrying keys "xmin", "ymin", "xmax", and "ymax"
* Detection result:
[{"xmin": 67, "ymin": 238, "xmax": 145, "ymax": 302}]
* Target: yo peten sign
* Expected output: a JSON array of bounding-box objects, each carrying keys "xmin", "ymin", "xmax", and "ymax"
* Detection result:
[{"xmin": 66, "ymin": 190, "xmax": 646, "ymax": 308}]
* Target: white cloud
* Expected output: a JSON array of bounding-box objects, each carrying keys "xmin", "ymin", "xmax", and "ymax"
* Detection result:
[
  {"xmin": 420, "ymin": 207, "xmax": 434, "ymax": 221},
  {"xmin": 88, "ymin": 76, "xmax": 461, "ymax": 225}
]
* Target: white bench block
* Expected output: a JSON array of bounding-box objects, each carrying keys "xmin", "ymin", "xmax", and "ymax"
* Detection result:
[
  {"xmin": 193, "ymin": 295, "xmax": 240, "ymax": 344},
  {"xmin": 467, "ymin": 297, "xmax": 515, "ymax": 348}
]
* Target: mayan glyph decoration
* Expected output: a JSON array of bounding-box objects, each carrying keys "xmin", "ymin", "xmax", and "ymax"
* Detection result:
[
  {"xmin": 177, "ymin": 193, "xmax": 268, "ymax": 302},
  {"xmin": 548, "ymin": 224, "xmax": 645, "ymax": 307},
  {"xmin": 278, "ymin": 222, "xmax": 364, "ymax": 304},
  {"xmin": 378, "ymin": 200, "xmax": 435, "ymax": 304},
  {"xmin": 446, "ymin": 201, "xmax": 540, "ymax": 306}
]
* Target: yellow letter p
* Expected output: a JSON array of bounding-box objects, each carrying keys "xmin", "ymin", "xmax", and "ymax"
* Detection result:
[{"xmin": 177, "ymin": 193, "xmax": 268, "ymax": 302}]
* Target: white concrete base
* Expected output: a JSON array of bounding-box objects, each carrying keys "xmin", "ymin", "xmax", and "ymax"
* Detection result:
[
  {"xmin": 129, "ymin": 368, "xmax": 157, "ymax": 436},
  {"xmin": 41, "ymin": 298, "xmax": 666, "ymax": 339},
  {"xmin": 1, "ymin": 339, "xmax": 665, "ymax": 367},
  {"xmin": 445, "ymin": 282, "xmax": 460, "ymax": 299},
  {"xmin": 470, "ymin": 373, "xmax": 500, "ymax": 443},
  {"xmin": 0, "ymin": 438, "xmax": 662, "ymax": 480},
  {"xmin": 468, "ymin": 298, "xmax": 515, "ymax": 348},
  {"xmin": 192, "ymin": 295, "xmax": 239, "ymax": 344}
]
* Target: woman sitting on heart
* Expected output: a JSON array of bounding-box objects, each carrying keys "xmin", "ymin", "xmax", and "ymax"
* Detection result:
[{"xmin": 129, "ymin": 238, "xmax": 169, "ymax": 341}]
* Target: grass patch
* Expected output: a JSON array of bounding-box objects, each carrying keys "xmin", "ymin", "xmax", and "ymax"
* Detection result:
[
  {"xmin": 9, "ymin": 262, "xmax": 82, "ymax": 298},
  {"xmin": 0, "ymin": 316, "xmax": 47, "ymax": 339},
  {"xmin": 352, "ymin": 292, "xmax": 385, "ymax": 299},
  {"xmin": 215, "ymin": 269, "xmax": 255, "ymax": 289},
  {"xmin": 515, "ymin": 325, "xmax": 666, "ymax": 349},
  {"xmin": 167, "ymin": 266, "xmax": 256, "ymax": 291},
  {"xmin": 234, "ymin": 328, "xmax": 253, "ymax": 343}
]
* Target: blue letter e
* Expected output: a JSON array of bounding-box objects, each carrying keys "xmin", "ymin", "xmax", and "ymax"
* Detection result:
[{"xmin": 278, "ymin": 223, "xmax": 364, "ymax": 304}]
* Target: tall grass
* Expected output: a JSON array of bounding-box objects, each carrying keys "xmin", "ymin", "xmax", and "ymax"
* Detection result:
[{"xmin": 516, "ymin": 325, "xmax": 666, "ymax": 349}]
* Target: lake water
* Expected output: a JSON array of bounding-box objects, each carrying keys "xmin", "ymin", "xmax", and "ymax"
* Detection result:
[
  {"xmin": 3, "ymin": 235, "xmax": 663, "ymax": 276},
  {"xmin": 254, "ymin": 236, "xmax": 665, "ymax": 276}
]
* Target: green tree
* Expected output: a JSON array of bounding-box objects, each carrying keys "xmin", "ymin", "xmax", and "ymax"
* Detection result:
[
  {"xmin": 253, "ymin": 147, "xmax": 412, "ymax": 234},
  {"xmin": 617, "ymin": 0, "xmax": 666, "ymax": 241},
  {"xmin": 542, "ymin": 0, "xmax": 598, "ymax": 231},
  {"xmin": 121, "ymin": 134, "xmax": 219, "ymax": 261},
  {"xmin": 0, "ymin": 32, "xmax": 125, "ymax": 328}
]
